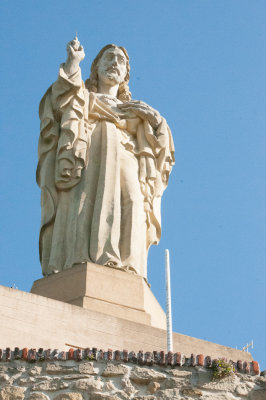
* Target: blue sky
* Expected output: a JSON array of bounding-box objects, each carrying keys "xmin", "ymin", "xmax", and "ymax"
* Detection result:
[{"xmin": 0, "ymin": 1, "xmax": 265, "ymax": 368}]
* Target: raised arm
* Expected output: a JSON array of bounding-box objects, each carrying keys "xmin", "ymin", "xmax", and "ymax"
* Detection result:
[{"xmin": 64, "ymin": 36, "xmax": 85, "ymax": 76}]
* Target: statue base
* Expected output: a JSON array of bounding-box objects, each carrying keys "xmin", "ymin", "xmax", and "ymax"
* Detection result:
[{"xmin": 30, "ymin": 262, "xmax": 166, "ymax": 330}]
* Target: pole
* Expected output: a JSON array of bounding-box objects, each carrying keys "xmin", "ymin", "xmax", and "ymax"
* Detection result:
[{"xmin": 165, "ymin": 249, "xmax": 173, "ymax": 352}]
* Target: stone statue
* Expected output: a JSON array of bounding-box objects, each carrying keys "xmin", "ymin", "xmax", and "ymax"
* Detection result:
[{"xmin": 37, "ymin": 37, "xmax": 175, "ymax": 279}]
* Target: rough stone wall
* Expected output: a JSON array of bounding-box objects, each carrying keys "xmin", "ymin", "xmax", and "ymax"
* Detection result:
[{"xmin": 0, "ymin": 349, "xmax": 265, "ymax": 400}]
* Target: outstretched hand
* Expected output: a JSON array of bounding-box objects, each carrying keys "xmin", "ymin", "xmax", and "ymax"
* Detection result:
[
  {"xmin": 117, "ymin": 100, "xmax": 162, "ymax": 129},
  {"xmin": 64, "ymin": 37, "xmax": 85, "ymax": 76}
]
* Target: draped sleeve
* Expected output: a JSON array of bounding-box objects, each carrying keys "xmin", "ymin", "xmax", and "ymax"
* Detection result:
[
  {"xmin": 37, "ymin": 65, "xmax": 89, "ymax": 266},
  {"xmin": 136, "ymin": 118, "xmax": 175, "ymax": 249}
]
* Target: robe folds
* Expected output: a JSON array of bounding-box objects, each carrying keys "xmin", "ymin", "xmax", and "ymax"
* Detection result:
[{"xmin": 37, "ymin": 65, "xmax": 175, "ymax": 278}]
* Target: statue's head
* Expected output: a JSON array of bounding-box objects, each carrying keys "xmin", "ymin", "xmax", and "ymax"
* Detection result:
[{"xmin": 85, "ymin": 44, "xmax": 131, "ymax": 101}]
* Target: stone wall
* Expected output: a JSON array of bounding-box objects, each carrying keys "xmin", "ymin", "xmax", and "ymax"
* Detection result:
[{"xmin": 0, "ymin": 348, "xmax": 264, "ymax": 400}]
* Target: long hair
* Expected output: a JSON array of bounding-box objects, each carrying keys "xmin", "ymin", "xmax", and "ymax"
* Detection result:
[{"xmin": 85, "ymin": 44, "xmax": 131, "ymax": 102}]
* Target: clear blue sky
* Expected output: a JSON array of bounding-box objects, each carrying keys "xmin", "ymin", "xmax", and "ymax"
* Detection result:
[{"xmin": 0, "ymin": 1, "xmax": 265, "ymax": 368}]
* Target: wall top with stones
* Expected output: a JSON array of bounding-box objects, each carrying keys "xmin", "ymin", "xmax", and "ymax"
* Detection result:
[
  {"xmin": 0, "ymin": 347, "xmax": 260, "ymax": 375},
  {"xmin": 0, "ymin": 349, "xmax": 265, "ymax": 400}
]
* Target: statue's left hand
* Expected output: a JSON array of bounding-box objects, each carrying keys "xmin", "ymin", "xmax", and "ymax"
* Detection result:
[{"xmin": 117, "ymin": 100, "xmax": 162, "ymax": 129}]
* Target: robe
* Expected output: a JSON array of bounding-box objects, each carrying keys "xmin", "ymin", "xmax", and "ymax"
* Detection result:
[{"xmin": 37, "ymin": 65, "xmax": 175, "ymax": 278}]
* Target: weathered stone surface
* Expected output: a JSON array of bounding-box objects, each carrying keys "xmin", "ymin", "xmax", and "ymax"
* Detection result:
[
  {"xmin": 181, "ymin": 387, "xmax": 203, "ymax": 396},
  {"xmin": 0, "ymin": 374, "xmax": 10, "ymax": 383},
  {"xmin": 27, "ymin": 393, "xmax": 50, "ymax": 400},
  {"xmin": 78, "ymin": 362, "xmax": 97, "ymax": 375},
  {"xmin": 103, "ymin": 381, "xmax": 116, "ymax": 392},
  {"xmin": 90, "ymin": 393, "xmax": 121, "ymax": 400},
  {"xmin": 53, "ymin": 393, "xmax": 83, "ymax": 400},
  {"xmin": 191, "ymin": 369, "xmax": 212, "ymax": 386},
  {"xmin": 256, "ymin": 376, "xmax": 266, "ymax": 387},
  {"xmin": 102, "ymin": 363, "xmax": 129, "ymax": 377},
  {"xmin": 18, "ymin": 377, "xmax": 35, "ymax": 385},
  {"xmin": 249, "ymin": 389, "xmax": 266, "ymax": 400},
  {"xmin": 133, "ymin": 397, "xmax": 156, "ymax": 400},
  {"xmin": 201, "ymin": 395, "xmax": 236, "ymax": 400},
  {"xmin": 163, "ymin": 376, "xmax": 191, "ymax": 389},
  {"xmin": 0, "ymin": 386, "xmax": 26, "ymax": 400},
  {"xmin": 121, "ymin": 376, "xmax": 137, "ymax": 395},
  {"xmin": 46, "ymin": 363, "xmax": 78, "ymax": 375},
  {"xmin": 130, "ymin": 367, "xmax": 166, "ymax": 384},
  {"xmin": 235, "ymin": 383, "xmax": 249, "ymax": 396},
  {"xmin": 73, "ymin": 377, "xmax": 104, "ymax": 391},
  {"xmin": 89, "ymin": 394, "xmax": 120, "ymax": 400},
  {"xmin": 29, "ymin": 367, "xmax": 42, "ymax": 376},
  {"xmin": 32, "ymin": 379, "xmax": 68, "ymax": 391},
  {"xmin": 167, "ymin": 369, "xmax": 192, "ymax": 378},
  {"xmin": 154, "ymin": 389, "xmax": 180, "ymax": 399},
  {"xmin": 147, "ymin": 381, "xmax": 160, "ymax": 394},
  {"xmin": 200, "ymin": 374, "xmax": 237, "ymax": 392},
  {"xmin": 0, "ymin": 359, "xmax": 261, "ymax": 400}
]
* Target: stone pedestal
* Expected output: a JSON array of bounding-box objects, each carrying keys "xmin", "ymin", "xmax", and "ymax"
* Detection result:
[{"xmin": 30, "ymin": 262, "xmax": 166, "ymax": 330}]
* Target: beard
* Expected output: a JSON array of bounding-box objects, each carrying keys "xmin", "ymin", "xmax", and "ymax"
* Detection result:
[{"xmin": 105, "ymin": 70, "xmax": 120, "ymax": 83}]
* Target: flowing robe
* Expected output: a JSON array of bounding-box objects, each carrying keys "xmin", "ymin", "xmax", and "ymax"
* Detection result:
[{"xmin": 37, "ymin": 65, "xmax": 175, "ymax": 278}]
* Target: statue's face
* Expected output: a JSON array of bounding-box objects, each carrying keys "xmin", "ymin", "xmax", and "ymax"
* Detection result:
[{"xmin": 97, "ymin": 47, "xmax": 127, "ymax": 86}]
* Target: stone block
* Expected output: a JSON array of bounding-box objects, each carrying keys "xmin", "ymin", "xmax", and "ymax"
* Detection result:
[
  {"xmin": 31, "ymin": 263, "xmax": 166, "ymax": 329},
  {"xmin": 0, "ymin": 386, "xmax": 26, "ymax": 400},
  {"xmin": 130, "ymin": 366, "xmax": 166, "ymax": 384},
  {"xmin": 54, "ymin": 394, "xmax": 83, "ymax": 400},
  {"xmin": 27, "ymin": 393, "xmax": 50, "ymax": 400},
  {"xmin": 102, "ymin": 363, "xmax": 128, "ymax": 377}
]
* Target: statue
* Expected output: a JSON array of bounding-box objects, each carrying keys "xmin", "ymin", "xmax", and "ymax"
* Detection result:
[{"xmin": 37, "ymin": 37, "xmax": 175, "ymax": 279}]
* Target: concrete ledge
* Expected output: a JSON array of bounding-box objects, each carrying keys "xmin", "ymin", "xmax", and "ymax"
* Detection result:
[{"xmin": 0, "ymin": 285, "xmax": 253, "ymax": 362}]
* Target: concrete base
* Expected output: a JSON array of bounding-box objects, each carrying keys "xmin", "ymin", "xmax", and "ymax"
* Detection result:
[
  {"xmin": 30, "ymin": 263, "xmax": 166, "ymax": 330},
  {"xmin": 0, "ymin": 285, "xmax": 253, "ymax": 362}
]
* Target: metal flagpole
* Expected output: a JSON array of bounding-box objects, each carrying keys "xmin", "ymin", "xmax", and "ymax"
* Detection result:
[{"xmin": 165, "ymin": 249, "xmax": 173, "ymax": 352}]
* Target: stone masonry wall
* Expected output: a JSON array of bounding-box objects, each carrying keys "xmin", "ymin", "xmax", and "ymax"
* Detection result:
[{"xmin": 0, "ymin": 348, "xmax": 265, "ymax": 400}]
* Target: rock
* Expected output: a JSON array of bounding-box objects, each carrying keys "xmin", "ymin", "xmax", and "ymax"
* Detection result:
[
  {"xmin": 256, "ymin": 376, "xmax": 266, "ymax": 387},
  {"xmin": 73, "ymin": 377, "xmax": 104, "ymax": 391},
  {"xmin": 260, "ymin": 370, "xmax": 266, "ymax": 377},
  {"xmin": 133, "ymin": 397, "xmax": 156, "ymax": 400},
  {"xmin": 29, "ymin": 367, "xmax": 42, "ymax": 376},
  {"xmin": 102, "ymin": 363, "xmax": 128, "ymax": 377},
  {"xmin": 89, "ymin": 394, "xmax": 120, "ymax": 400},
  {"xmin": 235, "ymin": 384, "xmax": 249, "ymax": 396},
  {"xmin": 104, "ymin": 381, "xmax": 116, "ymax": 391},
  {"xmin": 60, "ymin": 374, "xmax": 94, "ymax": 380},
  {"xmin": 147, "ymin": 381, "xmax": 160, "ymax": 394},
  {"xmin": 181, "ymin": 387, "xmax": 203, "ymax": 396},
  {"xmin": 0, "ymin": 374, "xmax": 10, "ymax": 383},
  {"xmin": 0, "ymin": 386, "xmax": 26, "ymax": 400},
  {"xmin": 200, "ymin": 374, "xmax": 237, "ymax": 392},
  {"xmin": 78, "ymin": 362, "xmax": 97, "ymax": 375},
  {"xmin": 163, "ymin": 376, "xmax": 192, "ymax": 389},
  {"xmin": 249, "ymin": 389, "xmax": 266, "ymax": 400},
  {"xmin": 18, "ymin": 377, "xmax": 35, "ymax": 386},
  {"xmin": 167, "ymin": 369, "xmax": 192, "ymax": 378},
  {"xmin": 27, "ymin": 393, "xmax": 50, "ymax": 400},
  {"xmin": 46, "ymin": 363, "xmax": 78, "ymax": 375},
  {"xmin": 32, "ymin": 379, "xmax": 69, "ymax": 391},
  {"xmin": 153, "ymin": 389, "xmax": 180, "ymax": 399},
  {"xmin": 130, "ymin": 367, "xmax": 166, "ymax": 384},
  {"xmin": 54, "ymin": 394, "xmax": 83, "ymax": 400},
  {"xmin": 191, "ymin": 369, "xmax": 212, "ymax": 386},
  {"xmin": 121, "ymin": 376, "xmax": 137, "ymax": 396}
]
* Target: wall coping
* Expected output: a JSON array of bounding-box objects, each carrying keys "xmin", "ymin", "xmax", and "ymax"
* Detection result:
[{"xmin": 0, "ymin": 347, "xmax": 260, "ymax": 375}]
